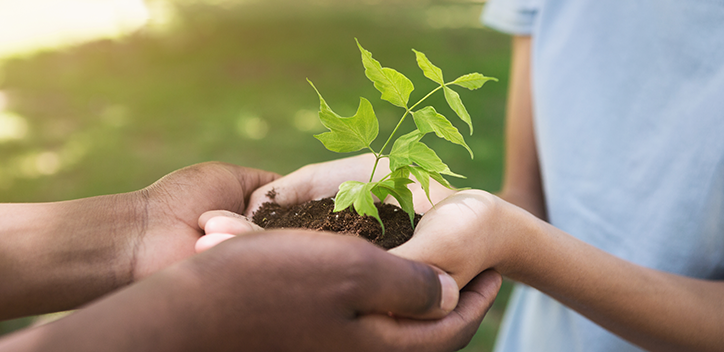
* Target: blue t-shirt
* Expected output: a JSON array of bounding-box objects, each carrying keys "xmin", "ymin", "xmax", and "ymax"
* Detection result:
[{"xmin": 482, "ymin": 1, "xmax": 724, "ymax": 351}]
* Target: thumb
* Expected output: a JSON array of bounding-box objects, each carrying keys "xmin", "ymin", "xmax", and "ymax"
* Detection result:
[
  {"xmin": 219, "ymin": 165, "xmax": 279, "ymax": 211},
  {"xmin": 359, "ymin": 269, "xmax": 503, "ymax": 352},
  {"xmin": 354, "ymin": 250, "xmax": 460, "ymax": 320}
]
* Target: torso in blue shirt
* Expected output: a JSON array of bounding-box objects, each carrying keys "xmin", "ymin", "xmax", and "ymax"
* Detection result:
[{"xmin": 483, "ymin": 1, "xmax": 724, "ymax": 351}]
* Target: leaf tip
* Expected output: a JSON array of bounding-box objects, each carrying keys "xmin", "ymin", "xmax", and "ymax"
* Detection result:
[{"xmin": 355, "ymin": 37, "xmax": 364, "ymax": 50}]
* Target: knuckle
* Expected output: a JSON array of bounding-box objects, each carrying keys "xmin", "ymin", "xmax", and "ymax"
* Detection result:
[
  {"xmin": 457, "ymin": 189, "xmax": 503, "ymax": 217},
  {"xmin": 331, "ymin": 240, "xmax": 383, "ymax": 297}
]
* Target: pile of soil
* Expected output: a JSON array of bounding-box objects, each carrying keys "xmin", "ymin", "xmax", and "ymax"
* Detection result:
[{"xmin": 252, "ymin": 197, "xmax": 421, "ymax": 249}]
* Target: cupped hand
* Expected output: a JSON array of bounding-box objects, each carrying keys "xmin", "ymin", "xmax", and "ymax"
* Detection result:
[
  {"xmin": 389, "ymin": 189, "xmax": 536, "ymax": 289},
  {"xmin": 17, "ymin": 230, "xmax": 502, "ymax": 352},
  {"xmin": 245, "ymin": 153, "xmax": 456, "ymax": 217},
  {"xmin": 128, "ymin": 162, "xmax": 278, "ymax": 280}
]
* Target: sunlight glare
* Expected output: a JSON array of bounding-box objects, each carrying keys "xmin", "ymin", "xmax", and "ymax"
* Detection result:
[
  {"xmin": 0, "ymin": 112, "xmax": 29, "ymax": 142},
  {"xmin": 236, "ymin": 113, "xmax": 269, "ymax": 140},
  {"xmin": 0, "ymin": 0, "xmax": 149, "ymax": 58},
  {"xmin": 293, "ymin": 109, "xmax": 322, "ymax": 132}
]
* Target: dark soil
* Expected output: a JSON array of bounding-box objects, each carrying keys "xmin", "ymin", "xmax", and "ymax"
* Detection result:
[{"xmin": 252, "ymin": 197, "xmax": 421, "ymax": 249}]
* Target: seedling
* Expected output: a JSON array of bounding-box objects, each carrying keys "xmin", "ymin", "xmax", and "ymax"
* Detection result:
[{"xmin": 308, "ymin": 39, "xmax": 496, "ymax": 233}]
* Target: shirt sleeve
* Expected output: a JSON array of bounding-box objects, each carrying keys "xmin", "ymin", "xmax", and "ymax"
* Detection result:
[{"xmin": 481, "ymin": 0, "xmax": 540, "ymax": 35}]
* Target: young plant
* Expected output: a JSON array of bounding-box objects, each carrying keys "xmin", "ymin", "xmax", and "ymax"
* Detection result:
[{"xmin": 308, "ymin": 38, "xmax": 496, "ymax": 233}]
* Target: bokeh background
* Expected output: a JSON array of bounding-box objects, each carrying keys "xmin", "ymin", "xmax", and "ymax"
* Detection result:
[{"xmin": 0, "ymin": 0, "xmax": 512, "ymax": 350}]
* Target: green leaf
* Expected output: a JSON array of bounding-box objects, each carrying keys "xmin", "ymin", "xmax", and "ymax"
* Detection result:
[
  {"xmin": 450, "ymin": 73, "xmax": 498, "ymax": 90},
  {"xmin": 403, "ymin": 165, "xmax": 460, "ymax": 206},
  {"xmin": 356, "ymin": 38, "xmax": 414, "ymax": 108},
  {"xmin": 444, "ymin": 86, "xmax": 473, "ymax": 135},
  {"xmin": 335, "ymin": 181, "xmax": 383, "ymax": 230},
  {"xmin": 334, "ymin": 180, "xmax": 365, "ymax": 212},
  {"xmin": 309, "ymin": 80, "xmax": 379, "ymax": 153},
  {"xmin": 389, "ymin": 166, "xmax": 410, "ymax": 180},
  {"xmin": 412, "ymin": 106, "xmax": 473, "ymax": 158},
  {"xmin": 372, "ymin": 178, "xmax": 416, "ymax": 225},
  {"xmin": 429, "ymin": 170, "xmax": 456, "ymax": 189},
  {"xmin": 405, "ymin": 165, "xmax": 432, "ymax": 204},
  {"xmin": 387, "ymin": 130, "xmax": 424, "ymax": 171},
  {"xmin": 412, "ymin": 49, "xmax": 444, "ymax": 85},
  {"xmin": 389, "ymin": 134, "xmax": 465, "ymax": 178}
]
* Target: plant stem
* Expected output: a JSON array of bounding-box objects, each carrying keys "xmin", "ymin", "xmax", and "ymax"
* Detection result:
[
  {"xmin": 409, "ymin": 85, "xmax": 443, "ymax": 111},
  {"xmin": 367, "ymin": 85, "xmax": 444, "ymax": 181},
  {"xmin": 378, "ymin": 110, "xmax": 410, "ymax": 156},
  {"xmin": 369, "ymin": 156, "xmax": 381, "ymax": 182}
]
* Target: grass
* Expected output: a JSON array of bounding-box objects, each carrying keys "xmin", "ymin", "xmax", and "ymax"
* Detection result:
[{"xmin": 0, "ymin": 1, "xmax": 512, "ymax": 350}]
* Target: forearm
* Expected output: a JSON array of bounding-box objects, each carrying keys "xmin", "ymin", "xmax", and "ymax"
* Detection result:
[
  {"xmin": 0, "ymin": 263, "xmax": 195, "ymax": 352},
  {"xmin": 506, "ymin": 219, "xmax": 724, "ymax": 351},
  {"xmin": 498, "ymin": 35, "xmax": 546, "ymax": 220},
  {"xmin": 0, "ymin": 194, "xmax": 142, "ymax": 320}
]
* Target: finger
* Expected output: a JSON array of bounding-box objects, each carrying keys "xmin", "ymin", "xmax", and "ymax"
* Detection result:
[
  {"xmin": 199, "ymin": 210, "xmax": 262, "ymax": 234},
  {"xmin": 351, "ymin": 249, "xmax": 460, "ymax": 320},
  {"xmin": 358, "ymin": 270, "xmax": 503, "ymax": 352},
  {"xmin": 195, "ymin": 233, "xmax": 236, "ymax": 253},
  {"xmin": 245, "ymin": 154, "xmax": 381, "ymax": 216},
  {"xmin": 453, "ymin": 269, "xmax": 503, "ymax": 331}
]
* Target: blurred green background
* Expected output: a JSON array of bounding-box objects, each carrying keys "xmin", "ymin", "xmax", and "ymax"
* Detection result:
[{"xmin": 0, "ymin": 0, "xmax": 512, "ymax": 350}]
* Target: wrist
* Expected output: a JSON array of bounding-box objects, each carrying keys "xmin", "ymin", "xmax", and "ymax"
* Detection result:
[
  {"xmin": 471, "ymin": 193, "xmax": 542, "ymax": 278},
  {"xmin": 492, "ymin": 202, "xmax": 548, "ymax": 280},
  {"xmin": 0, "ymin": 193, "xmax": 145, "ymax": 319}
]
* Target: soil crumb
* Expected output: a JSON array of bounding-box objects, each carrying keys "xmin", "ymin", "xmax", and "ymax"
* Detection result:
[{"xmin": 266, "ymin": 188, "xmax": 277, "ymax": 200}]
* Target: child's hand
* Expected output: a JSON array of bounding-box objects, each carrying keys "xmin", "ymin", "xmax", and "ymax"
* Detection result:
[{"xmin": 390, "ymin": 190, "xmax": 537, "ymax": 289}]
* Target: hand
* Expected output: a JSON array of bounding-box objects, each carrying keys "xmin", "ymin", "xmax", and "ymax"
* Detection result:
[
  {"xmin": 0, "ymin": 231, "xmax": 503, "ymax": 352},
  {"xmin": 0, "ymin": 162, "xmax": 277, "ymax": 320},
  {"xmin": 389, "ymin": 189, "xmax": 535, "ymax": 288},
  {"xmin": 245, "ymin": 153, "xmax": 456, "ymax": 217},
  {"xmin": 129, "ymin": 162, "xmax": 278, "ymax": 279}
]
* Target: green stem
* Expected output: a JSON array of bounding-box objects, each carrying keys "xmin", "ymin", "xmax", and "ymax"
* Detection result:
[
  {"xmin": 378, "ymin": 110, "xmax": 410, "ymax": 156},
  {"xmin": 409, "ymin": 85, "xmax": 443, "ymax": 111},
  {"xmin": 379, "ymin": 85, "xmax": 443, "ymax": 156},
  {"xmin": 369, "ymin": 156, "xmax": 381, "ymax": 182},
  {"xmin": 368, "ymin": 85, "xmax": 444, "ymax": 182}
]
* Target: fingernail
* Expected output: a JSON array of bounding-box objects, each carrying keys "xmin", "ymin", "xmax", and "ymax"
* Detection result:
[{"xmin": 438, "ymin": 272, "xmax": 459, "ymax": 313}]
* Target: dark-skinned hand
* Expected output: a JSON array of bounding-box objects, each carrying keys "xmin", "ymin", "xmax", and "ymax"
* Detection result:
[
  {"xmin": 0, "ymin": 162, "xmax": 278, "ymax": 320},
  {"xmin": 0, "ymin": 231, "xmax": 502, "ymax": 352}
]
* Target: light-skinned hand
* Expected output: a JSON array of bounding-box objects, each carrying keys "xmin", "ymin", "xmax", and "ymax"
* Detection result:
[
  {"xmin": 389, "ymin": 189, "xmax": 534, "ymax": 288},
  {"xmin": 245, "ymin": 153, "xmax": 456, "ymax": 217}
]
